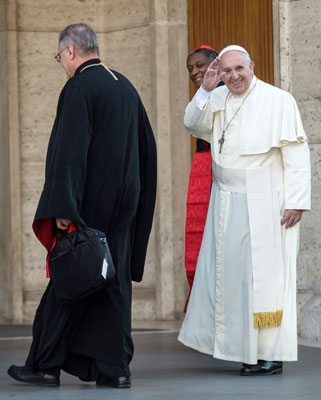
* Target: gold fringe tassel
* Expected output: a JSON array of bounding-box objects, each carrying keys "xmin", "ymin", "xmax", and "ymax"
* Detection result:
[{"xmin": 254, "ymin": 310, "xmax": 283, "ymax": 328}]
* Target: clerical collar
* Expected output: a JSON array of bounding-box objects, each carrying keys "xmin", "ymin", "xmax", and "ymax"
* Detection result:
[
  {"xmin": 75, "ymin": 58, "xmax": 101, "ymax": 76},
  {"xmin": 229, "ymin": 75, "xmax": 257, "ymax": 100}
]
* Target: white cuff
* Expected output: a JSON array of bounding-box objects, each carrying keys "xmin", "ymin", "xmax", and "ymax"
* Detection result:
[{"xmin": 195, "ymin": 86, "xmax": 212, "ymax": 109}]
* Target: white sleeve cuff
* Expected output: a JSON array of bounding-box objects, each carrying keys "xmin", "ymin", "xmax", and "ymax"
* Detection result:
[{"xmin": 195, "ymin": 86, "xmax": 212, "ymax": 109}]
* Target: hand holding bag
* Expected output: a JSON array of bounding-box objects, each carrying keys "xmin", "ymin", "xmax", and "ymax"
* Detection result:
[{"xmin": 49, "ymin": 224, "xmax": 115, "ymax": 305}]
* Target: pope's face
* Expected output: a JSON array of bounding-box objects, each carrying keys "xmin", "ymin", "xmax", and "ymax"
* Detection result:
[
  {"xmin": 220, "ymin": 51, "xmax": 254, "ymax": 95},
  {"xmin": 187, "ymin": 52, "xmax": 212, "ymax": 88}
]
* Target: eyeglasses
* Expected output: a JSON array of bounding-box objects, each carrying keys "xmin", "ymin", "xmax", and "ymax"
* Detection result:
[{"xmin": 54, "ymin": 47, "xmax": 68, "ymax": 63}]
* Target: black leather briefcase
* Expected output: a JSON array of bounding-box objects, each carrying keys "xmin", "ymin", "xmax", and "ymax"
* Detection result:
[{"xmin": 49, "ymin": 225, "xmax": 115, "ymax": 305}]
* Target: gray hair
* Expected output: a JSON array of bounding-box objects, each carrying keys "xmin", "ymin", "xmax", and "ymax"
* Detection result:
[
  {"xmin": 59, "ymin": 23, "xmax": 99, "ymax": 56},
  {"xmin": 242, "ymin": 52, "xmax": 252, "ymax": 63}
]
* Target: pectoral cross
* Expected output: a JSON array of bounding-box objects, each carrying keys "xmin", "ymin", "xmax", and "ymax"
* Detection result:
[{"xmin": 218, "ymin": 133, "xmax": 225, "ymax": 153}]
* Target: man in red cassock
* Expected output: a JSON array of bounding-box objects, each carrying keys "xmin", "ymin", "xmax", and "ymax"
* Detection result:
[{"xmin": 184, "ymin": 45, "xmax": 223, "ymax": 311}]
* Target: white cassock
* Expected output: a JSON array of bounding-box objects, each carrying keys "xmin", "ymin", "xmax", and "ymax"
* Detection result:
[{"xmin": 178, "ymin": 76, "xmax": 311, "ymax": 364}]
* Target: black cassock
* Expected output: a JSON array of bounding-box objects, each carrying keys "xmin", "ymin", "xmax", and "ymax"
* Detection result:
[{"xmin": 26, "ymin": 59, "xmax": 157, "ymax": 380}]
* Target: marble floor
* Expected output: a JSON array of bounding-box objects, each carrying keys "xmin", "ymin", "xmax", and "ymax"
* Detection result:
[{"xmin": 1, "ymin": 322, "xmax": 321, "ymax": 400}]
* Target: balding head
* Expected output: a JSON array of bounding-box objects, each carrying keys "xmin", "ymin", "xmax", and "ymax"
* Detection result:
[
  {"xmin": 59, "ymin": 23, "xmax": 99, "ymax": 56},
  {"xmin": 56, "ymin": 23, "xmax": 100, "ymax": 79}
]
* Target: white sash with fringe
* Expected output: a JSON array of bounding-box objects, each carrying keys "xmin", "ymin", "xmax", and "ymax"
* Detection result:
[{"xmin": 213, "ymin": 160, "xmax": 284, "ymax": 328}]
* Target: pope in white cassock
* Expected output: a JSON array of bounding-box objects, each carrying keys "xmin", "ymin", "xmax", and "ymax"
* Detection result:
[{"xmin": 178, "ymin": 45, "xmax": 311, "ymax": 376}]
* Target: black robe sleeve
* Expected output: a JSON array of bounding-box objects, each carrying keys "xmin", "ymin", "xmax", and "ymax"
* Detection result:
[
  {"xmin": 34, "ymin": 79, "xmax": 92, "ymax": 225},
  {"xmin": 130, "ymin": 103, "xmax": 157, "ymax": 282}
]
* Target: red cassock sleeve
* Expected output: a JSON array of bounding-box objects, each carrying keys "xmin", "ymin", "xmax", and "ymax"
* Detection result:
[{"xmin": 33, "ymin": 218, "xmax": 76, "ymax": 277}]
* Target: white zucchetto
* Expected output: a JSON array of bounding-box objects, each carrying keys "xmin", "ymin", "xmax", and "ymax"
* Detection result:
[{"xmin": 218, "ymin": 45, "xmax": 250, "ymax": 58}]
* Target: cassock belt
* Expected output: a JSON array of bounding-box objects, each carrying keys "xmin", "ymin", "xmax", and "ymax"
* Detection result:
[{"xmin": 213, "ymin": 160, "xmax": 284, "ymax": 328}]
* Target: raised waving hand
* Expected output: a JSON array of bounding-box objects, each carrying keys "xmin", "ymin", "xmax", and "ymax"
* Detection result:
[{"xmin": 201, "ymin": 57, "xmax": 226, "ymax": 92}]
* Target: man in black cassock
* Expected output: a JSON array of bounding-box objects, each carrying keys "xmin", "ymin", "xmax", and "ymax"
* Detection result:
[{"xmin": 7, "ymin": 23, "xmax": 157, "ymax": 389}]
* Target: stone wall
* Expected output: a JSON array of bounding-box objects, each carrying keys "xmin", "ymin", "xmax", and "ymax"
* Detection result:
[
  {"xmin": 2, "ymin": 0, "xmax": 319, "ymax": 328},
  {"xmin": 274, "ymin": 0, "xmax": 321, "ymax": 335},
  {"xmin": 0, "ymin": 0, "xmax": 190, "ymax": 323},
  {"xmin": 0, "ymin": 0, "xmax": 11, "ymax": 321}
]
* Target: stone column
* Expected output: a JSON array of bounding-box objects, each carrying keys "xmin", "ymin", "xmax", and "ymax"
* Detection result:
[
  {"xmin": 274, "ymin": 0, "xmax": 321, "ymax": 338},
  {"xmin": 150, "ymin": 0, "xmax": 190, "ymax": 320},
  {"xmin": 0, "ymin": 0, "xmax": 11, "ymax": 321},
  {"xmin": 0, "ymin": 0, "xmax": 23, "ymax": 323},
  {"xmin": 300, "ymin": 280, "xmax": 321, "ymax": 341}
]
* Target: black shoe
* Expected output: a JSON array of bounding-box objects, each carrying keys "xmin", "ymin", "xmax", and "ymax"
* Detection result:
[
  {"xmin": 96, "ymin": 376, "xmax": 131, "ymax": 388},
  {"xmin": 7, "ymin": 365, "xmax": 60, "ymax": 387},
  {"xmin": 240, "ymin": 360, "xmax": 283, "ymax": 376}
]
